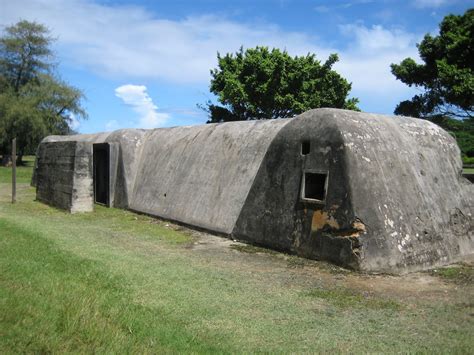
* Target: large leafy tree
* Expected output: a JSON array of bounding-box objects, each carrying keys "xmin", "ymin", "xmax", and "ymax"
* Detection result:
[
  {"xmin": 203, "ymin": 46, "xmax": 359, "ymax": 123},
  {"xmin": 391, "ymin": 9, "xmax": 474, "ymax": 162},
  {"xmin": 0, "ymin": 20, "xmax": 86, "ymax": 164},
  {"xmin": 391, "ymin": 9, "xmax": 473, "ymax": 119}
]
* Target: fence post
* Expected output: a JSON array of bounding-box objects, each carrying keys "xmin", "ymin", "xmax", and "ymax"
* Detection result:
[{"xmin": 12, "ymin": 138, "xmax": 16, "ymax": 204}]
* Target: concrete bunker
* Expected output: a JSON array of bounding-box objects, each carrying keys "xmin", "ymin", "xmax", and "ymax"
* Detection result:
[{"xmin": 32, "ymin": 108, "xmax": 474, "ymax": 273}]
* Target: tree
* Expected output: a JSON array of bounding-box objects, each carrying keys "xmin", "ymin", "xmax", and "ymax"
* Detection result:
[
  {"xmin": 203, "ymin": 46, "xmax": 359, "ymax": 123},
  {"xmin": 0, "ymin": 20, "xmax": 86, "ymax": 164},
  {"xmin": 430, "ymin": 116, "xmax": 474, "ymax": 163},
  {"xmin": 391, "ymin": 9, "xmax": 473, "ymax": 119},
  {"xmin": 391, "ymin": 9, "xmax": 474, "ymax": 162}
]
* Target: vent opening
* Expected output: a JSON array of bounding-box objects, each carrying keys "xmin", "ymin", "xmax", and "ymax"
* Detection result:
[
  {"xmin": 302, "ymin": 172, "xmax": 327, "ymax": 202},
  {"xmin": 301, "ymin": 141, "xmax": 310, "ymax": 155}
]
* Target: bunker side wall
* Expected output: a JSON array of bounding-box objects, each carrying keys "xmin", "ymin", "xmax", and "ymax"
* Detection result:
[
  {"xmin": 104, "ymin": 130, "xmax": 147, "ymax": 208},
  {"xmin": 129, "ymin": 119, "xmax": 291, "ymax": 234},
  {"xmin": 35, "ymin": 141, "xmax": 76, "ymax": 211},
  {"xmin": 332, "ymin": 110, "xmax": 474, "ymax": 273}
]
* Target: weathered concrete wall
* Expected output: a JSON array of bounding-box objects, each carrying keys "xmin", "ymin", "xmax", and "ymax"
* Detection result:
[
  {"xmin": 232, "ymin": 110, "xmax": 359, "ymax": 268},
  {"xmin": 333, "ymin": 109, "xmax": 474, "ymax": 273},
  {"xmin": 105, "ymin": 129, "xmax": 147, "ymax": 208},
  {"xmin": 36, "ymin": 141, "xmax": 75, "ymax": 210},
  {"xmin": 130, "ymin": 120, "xmax": 290, "ymax": 233},
  {"xmin": 38, "ymin": 129, "xmax": 147, "ymax": 209},
  {"xmin": 70, "ymin": 142, "xmax": 94, "ymax": 213},
  {"xmin": 232, "ymin": 109, "xmax": 473, "ymax": 273},
  {"xmin": 33, "ymin": 108, "xmax": 473, "ymax": 273},
  {"xmin": 35, "ymin": 141, "xmax": 93, "ymax": 212},
  {"xmin": 230, "ymin": 109, "xmax": 474, "ymax": 272}
]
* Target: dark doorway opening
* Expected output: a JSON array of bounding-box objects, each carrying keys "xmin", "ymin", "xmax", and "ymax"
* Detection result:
[{"xmin": 93, "ymin": 143, "xmax": 109, "ymax": 205}]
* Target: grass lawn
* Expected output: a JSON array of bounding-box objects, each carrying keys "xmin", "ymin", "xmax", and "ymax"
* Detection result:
[
  {"xmin": 464, "ymin": 168, "xmax": 474, "ymax": 174},
  {"xmin": 0, "ymin": 160, "xmax": 473, "ymax": 353},
  {"xmin": 0, "ymin": 155, "xmax": 35, "ymax": 184}
]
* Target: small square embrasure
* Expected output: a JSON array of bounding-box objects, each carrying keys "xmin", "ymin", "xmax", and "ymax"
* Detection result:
[
  {"xmin": 301, "ymin": 141, "xmax": 310, "ymax": 155},
  {"xmin": 303, "ymin": 172, "xmax": 327, "ymax": 201}
]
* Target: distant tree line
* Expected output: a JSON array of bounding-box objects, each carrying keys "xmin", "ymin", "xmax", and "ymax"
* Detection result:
[{"xmin": 0, "ymin": 20, "xmax": 86, "ymax": 165}]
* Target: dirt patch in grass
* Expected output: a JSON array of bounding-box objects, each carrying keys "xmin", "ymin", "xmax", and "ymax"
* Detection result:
[
  {"xmin": 304, "ymin": 287, "xmax": 402, "ymax": 310},
  {"xmin": 186, "ymin": 225, "xmax": 472, "ymax": 305}
]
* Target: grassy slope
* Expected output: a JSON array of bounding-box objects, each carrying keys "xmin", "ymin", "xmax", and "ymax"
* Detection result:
[{"xmin": 0, "ymin": 162, "xmax": 473, "ymax": 353}]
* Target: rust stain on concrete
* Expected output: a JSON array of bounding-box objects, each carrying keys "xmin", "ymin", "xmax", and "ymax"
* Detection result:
[{"xmin": 312, "ymin": 210, "xmax": 340, "ymax": 231}]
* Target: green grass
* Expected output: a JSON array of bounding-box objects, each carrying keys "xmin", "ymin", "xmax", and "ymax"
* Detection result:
[
  {"xmin": 431, "ymin": 264, "xmax": 474, "ymax": 284},
  {"xmin": 0, "ymin": 218, "xmax": 221, "ymax": 353},
  {"xmin": 0, "ymin": 155, "xmax": 35, "ymax": 184},
  {"xmin": 0, "ymin": 165, "xmax": 473, "ymax": 352},
  {"xmin": 464, "ymin": 168, "xmax": 474, "ymax": 174}
]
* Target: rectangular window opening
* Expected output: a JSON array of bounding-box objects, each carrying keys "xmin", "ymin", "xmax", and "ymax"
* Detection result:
[
  {"xmin": 301, "ymin": 141, "xmax": 310, "ymax": 155},
  {"xmin": 302, "ymin": 171, "xmax": 327, "ymax": 202}
]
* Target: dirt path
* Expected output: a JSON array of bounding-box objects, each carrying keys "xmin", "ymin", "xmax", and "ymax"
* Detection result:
[{"xmin": 162, "ymin": 221, "xmax": 474, "ymax": 306}]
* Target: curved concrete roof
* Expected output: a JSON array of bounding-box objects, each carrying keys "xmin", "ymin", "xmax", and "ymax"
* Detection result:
[{"xmin": 130, "ymin": 119, "xmax": 292, "ymax": 233}]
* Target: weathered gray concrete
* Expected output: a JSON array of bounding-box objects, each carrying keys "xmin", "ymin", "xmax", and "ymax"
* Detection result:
[
  {"xmin": 130, "ymin": 120, "xmax": 290, "ymax": 233},
  {"xmin": 233, "ymin": 109, "xmax": 473, "ymax": 273},
  {"xmin": 32, "ymin": 108, "xmax": 474, "ymax": 273},
  {"xmin": 38, "ymin": 129, "xmax": 147, "ymax": 209},
  {"xmin": 35, "ymin": 141, "xmax": 93, "ymax": 212},
  {"xmin": 337, "ymin": 110, "xmax": 473, "ymax": 272}
]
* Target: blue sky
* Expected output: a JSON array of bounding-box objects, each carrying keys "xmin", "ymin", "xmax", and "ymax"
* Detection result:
[{"xmin": 1, "ymin": 0, "xmax": 473, "ymax": 133}]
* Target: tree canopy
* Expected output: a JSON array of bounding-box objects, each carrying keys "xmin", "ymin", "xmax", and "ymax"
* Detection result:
[
  {"xmin": 0, "ymin": 20, "xmax": 86, "ymax": 162},
  {"xmin": 391, "ymin": 9, "xmax": 473, "ymax": 119},
  {"xmin": 203, "ymin": 46, "xmax": 359, "ymax": 123},
  {"xmin": 391, "ymin": 9, "xmax": 474, "ymax": 162},
  {"xmin": 430, "ymin": 116, "xmax": 474, "ymax": 163}
]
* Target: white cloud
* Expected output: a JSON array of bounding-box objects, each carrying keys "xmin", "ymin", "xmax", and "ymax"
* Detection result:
[
  {"xmin": 413, "ymin": 0, "xmax": 449, "ymax": 8},
  {"xmin": 115, "ymin": 85, "xmax": 169, "ymax": 128},
  {"xmin": 1, "ymin": 0, "xmax": 423, "ymax": 113},
  {"xmin": 339, "ymin": 24, "xmax": 417, "ymax": 52},
  {"xmin": 335, "ymin": 23, "xmax": 420, "ymax": 97},
  {"xmin": 69, "ymin": 113, "xmax": 80, "ymax": 130},
  {"xmin": 0, "ymin": 0, "xmax": 327, "ymax": 84}
]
